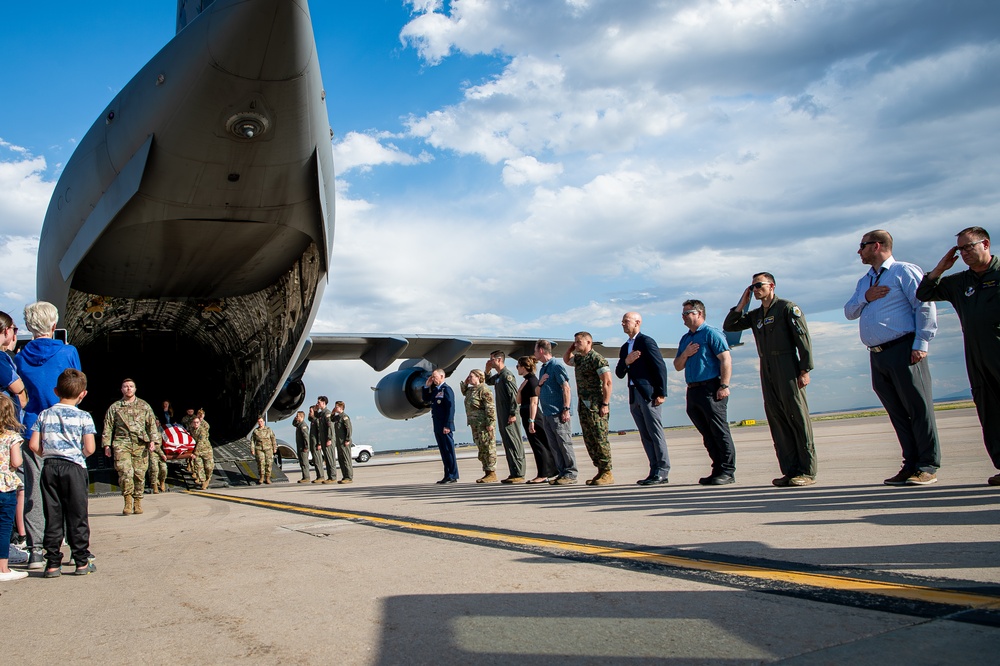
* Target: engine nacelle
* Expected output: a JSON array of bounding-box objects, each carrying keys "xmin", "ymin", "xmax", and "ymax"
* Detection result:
[
  {"xmin": 373, "ymin": 367, "xmax": 432, "ymax": 420},
  {"xmin": 267, "ymin": 378, "xmax": 307, "ymax": 422}
]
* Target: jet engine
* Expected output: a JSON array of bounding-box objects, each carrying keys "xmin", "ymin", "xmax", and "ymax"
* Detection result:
[
  {"xmin": 268, "ymin": 377, "xmax": 307, "ymax": 421},
  {"xmin": 373, "ymin": 366, "xmax": 432, "ymax": 420}
]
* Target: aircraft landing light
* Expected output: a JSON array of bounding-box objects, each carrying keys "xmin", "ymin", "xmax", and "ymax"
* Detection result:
[{"xmin": 188, "ymin": 490, "xmax": 1000, "ymax": 620}]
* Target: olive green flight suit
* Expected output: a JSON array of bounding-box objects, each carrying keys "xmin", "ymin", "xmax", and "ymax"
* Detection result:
[
  {"xmin": 724, "ymin": 298, "xmax": 817, "ymax": 479},
  {"xmin": 916, "ymin": 255, "xmax": 1000, "ymax": 469}
]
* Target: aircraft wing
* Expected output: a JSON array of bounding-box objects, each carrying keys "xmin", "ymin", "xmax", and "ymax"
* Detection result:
[{"xmin": 304, "ymin": 334, "xmax": 671, "ymax": 372}]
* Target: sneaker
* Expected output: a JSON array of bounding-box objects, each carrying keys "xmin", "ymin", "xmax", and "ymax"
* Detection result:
[
  {"xmin": 311, "ymin": 478, "xmax": 325, "ymax": 484},
  {"xmin": 883, "ymin": 469, "xmax": 911, "ymax": 486},
  {"xmin": 322, "ymin": 479, "xmax": 337, "ymax": 484},
  {"xmin": 74, "ymin": 562, "xmax": 96, "ymax": 576},
  {"xmin": 553, "ymin": 476, "xmax": 578, "ymax": 485},
  {"xmin": 789, "ymin": 475, "xmax": 816, "ymax": 487},
  {"xmin": 7, "ymin": 544, "xmax": 29, "ymax": 565},
  {"xmin": 906, "ymin": 471, "xmax": 937, "ymax": 486},
  {"xmin": 987, "ymin": 473, "xmax": 1000, "ymax": 486},
  {"xmin": 11, "ymin": 535, "xmax": 26, "ymax": 549},
  {"xmin": 43, "ymin": 567, "xmax": 61, "ymax": 578},
  {"xmin": 0, "ymin": 570, "xmax": 29, "ymax": 582},
  {"xmin": 337, "ymin": 478, "xmax": 353, "ymax": 484},
  {"xmin": 27, "ymin": 549, "xmax": 45, "ymax": 570},
  {"xmin": 297, "ymin": 479, "xmax": 311, "ymax": 484}
]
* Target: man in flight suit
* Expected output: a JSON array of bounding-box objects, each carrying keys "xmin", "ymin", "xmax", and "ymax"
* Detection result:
[
  {"xmin": 724, "ymin": 273, "xmax": 817, "ymax": 487},
  {"xmin": 485, "ymin": 351, "xmax": 526, "ymax": 483},
  {"xmin": 331, "ymin": 401, "xmax": 354, "ymax": 484},
  {"xmin": 917, "ymin": 226, "xmax": 1000, "ymax": 486}
]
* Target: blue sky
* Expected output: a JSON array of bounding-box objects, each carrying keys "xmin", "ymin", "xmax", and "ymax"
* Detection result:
[{"xmin": 1, "ymin": 1, "xmax": 997, "ymax": 452}]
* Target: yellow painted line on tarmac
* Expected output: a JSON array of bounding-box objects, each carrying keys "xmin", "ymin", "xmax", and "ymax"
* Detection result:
[{"xmin": 189, "ymin": 490, "xmax": 1000, "ymax": 611}]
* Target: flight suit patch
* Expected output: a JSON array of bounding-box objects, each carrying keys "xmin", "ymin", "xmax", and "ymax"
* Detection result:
[
  {"xmin": 965, "ymin": 286, "xmax": 976, "ymax": 297},
  {"xmin": 791, "ymin": 306, "xmax": 802, "ymax": 318},
  {"xmin": 763, "ymin": 316, "xmax": 775, "ymax": 325}
]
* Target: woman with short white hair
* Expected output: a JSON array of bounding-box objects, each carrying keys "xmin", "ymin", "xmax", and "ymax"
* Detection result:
[{"xmin": 14, "ymin": 301, "xmax": 81, "ymax": 571}]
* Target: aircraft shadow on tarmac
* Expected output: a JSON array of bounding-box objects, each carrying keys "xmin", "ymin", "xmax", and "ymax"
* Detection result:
[{"xmin": 370, "ymin": 590, "xmax": 998, "ymax": 664}]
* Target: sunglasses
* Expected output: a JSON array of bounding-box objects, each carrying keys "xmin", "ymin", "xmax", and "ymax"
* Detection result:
[{"xmin": 751, "ymin": 282, "xmax": 771, "ymax": 289}]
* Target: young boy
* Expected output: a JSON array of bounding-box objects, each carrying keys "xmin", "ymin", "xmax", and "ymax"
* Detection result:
[{"xmin": 28, "ymin": 368, "xmax": 97, "ymax": 577}]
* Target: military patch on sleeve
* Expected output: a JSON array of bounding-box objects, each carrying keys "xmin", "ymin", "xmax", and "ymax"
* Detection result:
[{"xmin": 791, "ymin": 306, "xmax": 802, "ymax": 318}]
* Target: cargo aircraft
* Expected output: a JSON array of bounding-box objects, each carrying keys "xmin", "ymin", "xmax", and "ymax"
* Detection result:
[{"xmin": 37, "ymin": 0, "xmax": 647, "ymax": 441}]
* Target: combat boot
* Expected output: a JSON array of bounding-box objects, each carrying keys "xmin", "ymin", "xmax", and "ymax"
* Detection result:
[
  {"xmin": 160, "ymin": 481, "xmax": 167, "ymax": 492},
  {"xmin": 476, "ymin": 471, "xmax": 498, "ymax": 483},
  {"xmin": 133, "ymin": 496, "xmax": 143, "ymax": 514},
  {"xmin": 122, "ymin": 495, "xmax": 133, "ymax": 515},
  {"xmin": 201, "ymin": 478, "xmax": 210, "ymax": 490},
  {"xmin": 591, "ymin": 470, "xmax": 614, "ymax": 486},
  {"xmin": 264, "ymin": 476, "xmax": 272, "ymax": 484}
]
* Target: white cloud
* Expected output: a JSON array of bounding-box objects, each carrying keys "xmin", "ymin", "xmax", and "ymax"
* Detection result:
[
  {"xmin": 502, "ymin": 156, "xmax": 563, "ymax": 186},
  {"xmin": 0, "ymin": 141, "xmax": 53, "ymax": 237},
  {"xmin": 332, "ymin": 131, "xmax": 431, "ymax": 173}
]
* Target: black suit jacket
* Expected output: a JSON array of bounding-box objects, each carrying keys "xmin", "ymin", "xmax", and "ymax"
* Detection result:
[{"xmin": 616, "ymin": 332, "xmax": 668, "ymax": 403}]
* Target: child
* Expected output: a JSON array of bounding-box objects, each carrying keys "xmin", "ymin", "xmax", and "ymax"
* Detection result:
[
  {"xmin": 28, "ymin": 368, "xmax": 97, "ymax": 577},
  {"xmin": 0, "ymin": 394, "xmax": 27, "ymax": 581}
]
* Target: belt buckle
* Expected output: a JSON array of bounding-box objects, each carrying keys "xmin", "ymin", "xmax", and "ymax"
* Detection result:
[{"xmin": 869, "ymin": 345, "xmax": 883, "ymax": 353}]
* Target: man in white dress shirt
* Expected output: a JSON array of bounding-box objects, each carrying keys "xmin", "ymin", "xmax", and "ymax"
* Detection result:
[{"xmin": 845, "ymin": 230, "xmax": 941, "ymax": 486}]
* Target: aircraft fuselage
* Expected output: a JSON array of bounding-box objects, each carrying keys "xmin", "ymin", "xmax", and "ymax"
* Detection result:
[{"xmin": 36, "ymin": 0, "xmax": 335, "ymax": 439}]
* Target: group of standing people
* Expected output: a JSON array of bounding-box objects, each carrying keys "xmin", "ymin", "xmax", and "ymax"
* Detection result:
[
  {"xmin": 422, "ymin": 225, "xmax": 1000, "ymax": 490},
  {"xmin": 292, "ymin": 396, "xmax": 354, "ymax": 485},
  {"xmin": 0, "ymin": 302, "xmax": 93, "ymax": 581}
]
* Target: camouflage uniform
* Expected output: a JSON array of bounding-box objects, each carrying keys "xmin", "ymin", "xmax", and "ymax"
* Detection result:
[
  {"xmin": 181, "ymin": 413, "xmax": 195, "ymax": 429},
  {"xmin": 191, "ymin": 421, "xmax": 214, "ymax": 487},
  {"xmin": 147, "ymin": 441, "xmax": 167, "ymax": 493},
  {"xmin": 251, "ymin": 424, "xmax": 276, "ymax": 483},
  {"xmin": 574, "ymin": 349, "xmax": 613, "ymax": 473},
  {"xmin": 462, "ymin": 382, "xmax": 497, "ymax": 472},
  {"xmin": 103, "ymin": 397, "xmax": 159, "ymax": 499},
  {"xmin": 332, "ymin": 412, "xmax": 354, "ymax": 481}
]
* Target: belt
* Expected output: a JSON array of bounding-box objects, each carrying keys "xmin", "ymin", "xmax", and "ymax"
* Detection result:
[
  {"xmin": 868, "ymin": 332, "xmax": 915, "ymax": 353},
  {"xmin": 687, "ymin": 378, "xmax": 719, "ymax": 388}
]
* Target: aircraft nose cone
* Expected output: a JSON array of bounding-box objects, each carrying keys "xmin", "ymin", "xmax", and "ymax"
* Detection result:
[{"xmin": 208, "ymin": 0, "xmax": 315, "ymax": 81}]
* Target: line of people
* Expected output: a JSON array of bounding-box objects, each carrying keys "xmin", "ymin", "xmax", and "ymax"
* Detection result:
[
  {"xmin": 292, "ymin": 397, "xmax": 354, "ymax": 485},
  {"xmin": 421, "ymin": 226, "xmax": 1000, "ymax": 490}
]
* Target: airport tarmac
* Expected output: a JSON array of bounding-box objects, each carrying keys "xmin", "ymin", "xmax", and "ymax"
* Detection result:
[{"xmin": 7, "ymin": 407, "xmax": 999, "ymax": 664}]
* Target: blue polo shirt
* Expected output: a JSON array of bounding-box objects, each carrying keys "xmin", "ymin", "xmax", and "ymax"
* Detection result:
[
  {"xmin": 676, "ymin": 324, "xmax": 730, "ymax": 384},
  {"xmin": 538, "ymin": 359, "xmax": 571, "ymax": 416}
]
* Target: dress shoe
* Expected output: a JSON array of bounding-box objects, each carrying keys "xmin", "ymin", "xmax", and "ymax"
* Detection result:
[
  {"xmin": 772, "ymin": 476, "xmax": 791, "ymax": 487},
  {"xmin": 700, "ymin": 474, "xmax": 735, "ymax": 486},
  {"xmin": 436, "ymin": 478, "xmax": 449, "ymax": 484},
  {"xmin": 637, "ymin": 475, "xmax": 668, "ymax": 486},
  {"xmin": 443, "ymin": 478, "xmax": 458, "ymax": 484},
  {"xmin": 989, "ymin": 473, "xmax": 1000, "ymax": 486},
  {"xmin": 883, "ymin": 468, "xmax": 911, "ymax": 486}
]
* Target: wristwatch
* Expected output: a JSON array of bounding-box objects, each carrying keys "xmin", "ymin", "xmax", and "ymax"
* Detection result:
[{"xmin": 719, "ymin": 384, "xmax": 729, "ymax": 389}]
